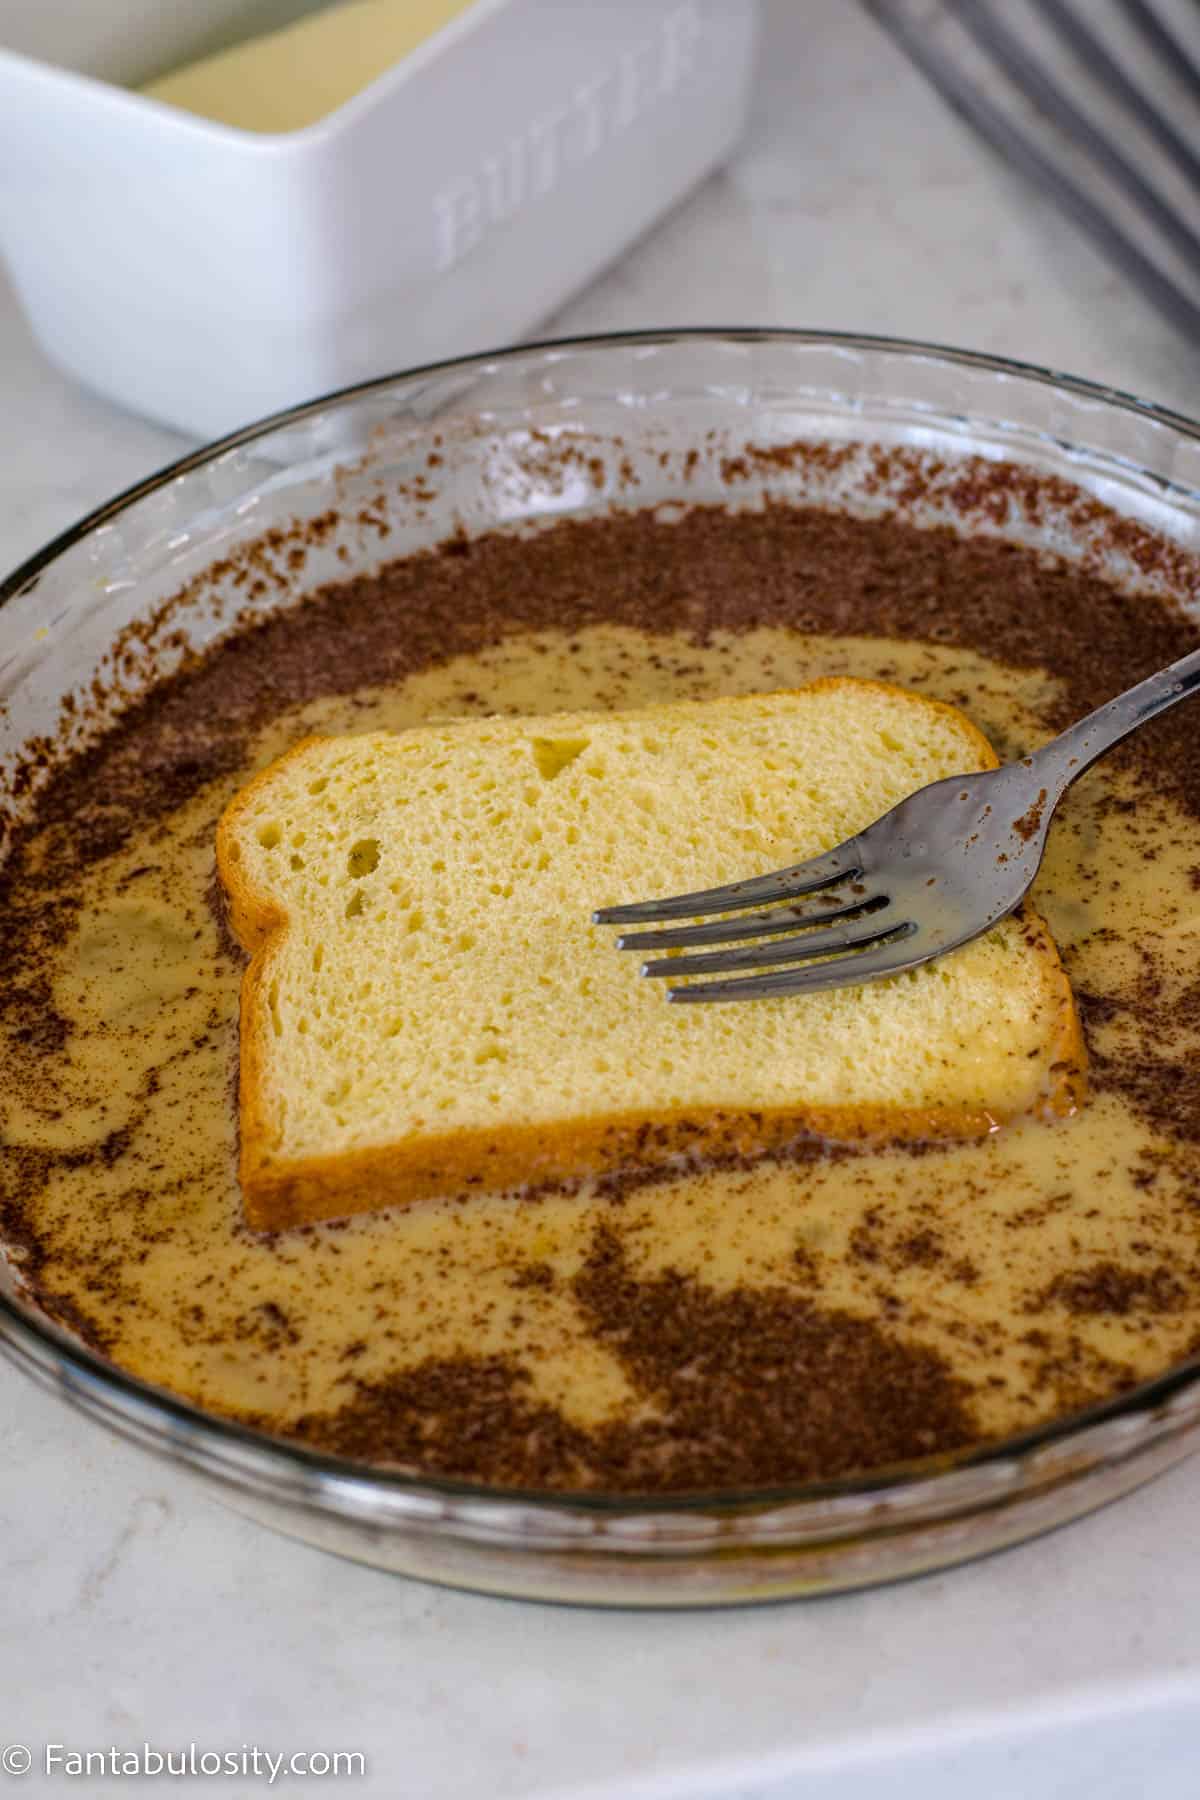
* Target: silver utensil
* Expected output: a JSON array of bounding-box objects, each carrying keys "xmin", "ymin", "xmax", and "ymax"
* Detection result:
[{"xmin": 595, "ymin": 647, "xmax": 1200, "ymax": 1003}]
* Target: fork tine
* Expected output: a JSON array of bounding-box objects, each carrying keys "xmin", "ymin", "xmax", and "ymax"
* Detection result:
[
  {"xmin": 593, "ymin": 843, "xmax": 863, "ymax": 928},
  {"xmin": 666, "ymin": 935, "xmax": 923, "ymax": 1004},
  {"xmin": 644, "ymin": 919, "xmax": 913, "ymax": 981},
  {"xmin": 616, "ymin": 889, "xmax": 886, "ymax": 952}
]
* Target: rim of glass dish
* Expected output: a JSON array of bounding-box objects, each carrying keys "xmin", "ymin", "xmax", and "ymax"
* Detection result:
[{"xmin": 3, "ymin": 323, "xmax": 1200, "ymax": 1518}]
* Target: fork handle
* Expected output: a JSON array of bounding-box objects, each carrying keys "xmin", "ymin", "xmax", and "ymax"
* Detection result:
[{"xmin": 1030, "ymin": 645, "xmax": 1200, "ymax": 794}]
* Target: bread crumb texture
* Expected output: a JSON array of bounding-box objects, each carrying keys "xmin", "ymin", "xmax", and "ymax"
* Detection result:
[{"xmin": 217, "ymin": 681, "xmax": 1082, "ymax": 1228}]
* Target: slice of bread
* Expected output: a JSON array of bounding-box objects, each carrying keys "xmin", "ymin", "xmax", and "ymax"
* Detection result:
[{"xmin": 217, "ymin": 680, "xmax": 1084, "ymax": 1231}]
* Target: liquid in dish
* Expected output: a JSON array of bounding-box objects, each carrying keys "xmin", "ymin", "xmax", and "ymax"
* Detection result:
[{"xmin": 1, "ymin": 498, "xmax": 1198, "ymax": 1492}]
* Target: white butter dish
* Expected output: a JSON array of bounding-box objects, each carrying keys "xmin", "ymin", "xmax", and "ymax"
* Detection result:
[{"xmin": 0, "ymin": 0, "xmax": 759, "ymax": 437}]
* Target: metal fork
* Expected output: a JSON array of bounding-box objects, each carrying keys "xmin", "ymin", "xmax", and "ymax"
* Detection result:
[
  {"xmin": 867, "ymin": 0, "xmax": 1200, "ymax": 341},
  {"xmin": 594, "ymin": 648, "xmax": 1200, "ymax": 1003}
]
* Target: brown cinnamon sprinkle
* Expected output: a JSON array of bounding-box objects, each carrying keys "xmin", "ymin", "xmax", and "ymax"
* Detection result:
[
  {"xmin": 1033, "ymin": 1261, "xmax": 1188, "ymax": 1318},
  {"xmin": 1, "ymin": 457, "xmax": 1199, "ymax": 1492},
  {"xmin": 1013, "ymin": 789, "xmax": 1048, "ymax": 843},
  {"xmin": 281, "ymin": 1227, "xmax": 974, "ymax": 1489}
]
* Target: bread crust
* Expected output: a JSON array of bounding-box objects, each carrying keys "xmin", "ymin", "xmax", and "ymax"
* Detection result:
[{"xmin": 216, "ymin": 682, "xmax": 1087, "ymax": 1233}]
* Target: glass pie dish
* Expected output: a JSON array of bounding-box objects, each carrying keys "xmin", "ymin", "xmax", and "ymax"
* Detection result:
[{"xmin": 2, "ymin": 328, "xmax": 1199, "ymax": 1608}]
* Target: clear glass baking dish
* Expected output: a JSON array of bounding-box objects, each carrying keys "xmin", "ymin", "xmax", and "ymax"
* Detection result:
[{"xmin": 2, "ymin": 329, "xmax": 1199, "ymax": 1608}]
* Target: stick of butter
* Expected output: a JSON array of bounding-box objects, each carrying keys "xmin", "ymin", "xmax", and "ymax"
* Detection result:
[{"xmin": 140, "ymin": 0, "xmax": 478, "ymax": 133}]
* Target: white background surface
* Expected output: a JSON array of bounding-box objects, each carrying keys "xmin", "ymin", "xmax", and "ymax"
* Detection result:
[{"xmin": 2, "ymin": 4, "xmax": 1199, "ymax": 1796}]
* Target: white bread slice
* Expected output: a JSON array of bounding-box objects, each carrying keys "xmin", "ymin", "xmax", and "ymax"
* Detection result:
[{"xmin": 217, "ymin": 681, "xmax": 1084, "ymax": 1231}]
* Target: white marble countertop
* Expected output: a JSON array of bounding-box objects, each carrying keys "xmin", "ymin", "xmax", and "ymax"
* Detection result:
[{"xmin": 2, "ymin": 5, "xmax": 1199, "ymax": 1797}]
